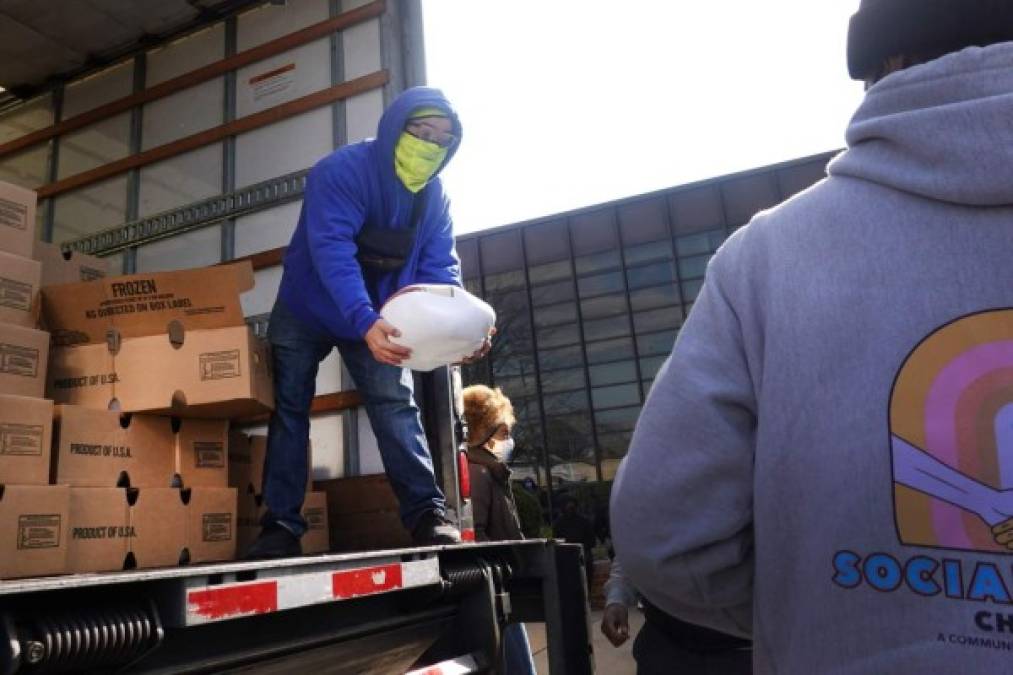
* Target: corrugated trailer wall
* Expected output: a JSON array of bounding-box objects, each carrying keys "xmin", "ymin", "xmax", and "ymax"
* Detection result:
[{"xmin": 0, "ymin": 0, "xmax": 426, "ymax": 481}]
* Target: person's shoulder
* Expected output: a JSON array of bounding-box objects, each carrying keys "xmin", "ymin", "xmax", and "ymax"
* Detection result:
[{"xmin": 310, "ymin": 142, "xmax": 372, "ymax": 180}]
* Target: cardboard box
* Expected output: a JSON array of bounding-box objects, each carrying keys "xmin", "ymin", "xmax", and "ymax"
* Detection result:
[
  {"xmin": 0, "ymin": 394, "xmax": 53, "ymax": 486},
  {"xmin": 0, "ymin": 324, "xmax": 48, "ymax": 398},
  {"xmin": 229, "ymin": 433, "xmax": 312, "ymax": 496},
  {"xmin": 67, "ymin": 487, "xmax": 187, "ymax": 573},
  {"xmin": 317, "ymin": 476, "xmax": 412, "ymax": 553},
  {"xmin": 0, "ymin": 484, "xmax": 69, "ymax": 579},
  {"xmin": 41, "ymin": 262, "xmax": 253, "ymax": 347},
  {"xmin": 185, "ymin": 487, "xmax": 237, "ymax": 564},
  {"xmin": 236, "ymin": 491, "xmax": 328, "ymax": 556},
  {"xmin": 33, "ymin": 240, "xmax": 109, "ymax": 288},
  {"xmin": 0, "ymin": 181, "xmax": 37, "ymax": 259},
  {"xmin": 48, "ymin": 324, "xmax": 273, "ymax": 418},
  {"xmin": 175, "ymin": 418, "xmax": 229, "ymax": 488},
  {"xmin": 301, "ymin": 491, "xmax": 330, "ymax": 554},
  {"xmin": 53, "ymin": 406, "xmax": 175, "ymax": 488},
  {"xmin": 0, "ymin": 251, "xmax": 40, "ymax": 328}
]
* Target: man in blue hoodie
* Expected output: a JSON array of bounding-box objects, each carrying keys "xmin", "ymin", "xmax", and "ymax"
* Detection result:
[{"xmin": 247, "ymin": 87, "xmax": 484, "ymax": 559}]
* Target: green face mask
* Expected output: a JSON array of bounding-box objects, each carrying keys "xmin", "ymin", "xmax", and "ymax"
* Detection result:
[{"xmin": 394, "ymin": 131, "xmax": 448, "ymax": 193}]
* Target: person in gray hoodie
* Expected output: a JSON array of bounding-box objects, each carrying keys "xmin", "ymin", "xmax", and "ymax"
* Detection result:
[{"xmin": 611, "ymin": 1, "xmax": 1013, "ymax": 672}]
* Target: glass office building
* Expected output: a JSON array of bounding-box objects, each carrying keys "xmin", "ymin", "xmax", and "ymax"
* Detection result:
[{"xmin": 457, "ymin": 151, "xmax": 833, "ymax": 497}]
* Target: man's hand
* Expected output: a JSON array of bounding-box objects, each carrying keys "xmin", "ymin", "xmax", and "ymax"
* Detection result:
[
  {"xmin": 459, "ymin": 327, "xmax": 496, "ymax": 365},
  {"xmin": 600, "ymin": 603, "xmax": 630, "ymax": 647},
  {"xmin": 365, "ymin": 318, "xmax": 412, "ymax": 366},
  {"xmin": 993, "ymin": 517, "xmax": 1013, "ymax": 550}
]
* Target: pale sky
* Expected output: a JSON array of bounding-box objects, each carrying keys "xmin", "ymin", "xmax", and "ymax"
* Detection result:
[{"xmin": 421, "ymin": 1, "xmax": 866, "ymax": 235}]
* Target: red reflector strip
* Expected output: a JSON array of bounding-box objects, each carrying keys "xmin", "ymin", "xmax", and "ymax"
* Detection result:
[
  {"xmin": 458, "ymin": 451, "xmax": 471, "ymax": 499},
  {"xmin": 332, "ymin": 563, "xmax": 403, "ymax": 599},
  {"xmin": 188, "ymin": 580, "xmax": 278, "ymax": 620},
  {"xmin": 461, "ymin": 528, "xmax": 475, "ymax": 542}
]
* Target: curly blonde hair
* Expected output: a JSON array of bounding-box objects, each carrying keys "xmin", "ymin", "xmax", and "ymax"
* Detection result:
[{"xmin": 462, "ymin": 385, "xmax": 516, "ymax": 447}]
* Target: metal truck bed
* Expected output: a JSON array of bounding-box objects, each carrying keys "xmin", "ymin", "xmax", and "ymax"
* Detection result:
[{"xmin": 1, "ymin": 540, "xmax": 593, "ymax": 674}]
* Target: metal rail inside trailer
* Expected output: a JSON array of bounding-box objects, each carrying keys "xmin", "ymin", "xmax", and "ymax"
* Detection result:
[{"xmin": 1, "ymin": 540, "xmax": 592, "ymax": 674}]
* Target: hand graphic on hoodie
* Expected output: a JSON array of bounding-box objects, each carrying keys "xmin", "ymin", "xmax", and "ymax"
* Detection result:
[{"xmin": 892, "ymin": 434, "xmax": 1013, "ymax": 548}]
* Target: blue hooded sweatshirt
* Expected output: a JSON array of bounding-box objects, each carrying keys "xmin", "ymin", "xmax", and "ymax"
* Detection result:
[{"xmin": 277, "ymin": 87, "xmax": 462, "ymax": 341}]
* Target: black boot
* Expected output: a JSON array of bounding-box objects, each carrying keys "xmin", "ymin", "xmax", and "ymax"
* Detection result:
[
  {"xmin": 244, "ymin": 523, "xmax": 302, "ymax": 560},
  {"xmin": 411, "ymin": 511, "xmax": 462, "ymax": 546}
]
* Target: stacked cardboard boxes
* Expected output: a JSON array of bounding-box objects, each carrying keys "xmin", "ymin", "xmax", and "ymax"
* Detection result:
[
  {"xmin": 2, "ymin": 250, "xmax": 278, "ymax": 578},
  {"xmin": 42, "ymin": 262, "xmax": 272, "ymax": 418},
  {"xmin": 51, "ymin": 406, "xmax": 237, "ymax": 572},
  {"xmin": 0, "ymin": 182, "xmax": 69, "ymax": 579},
  {"xmin": 230, "ymin": 431, "xmax": 328, "ymax": 555},
  {"xmin": 38, "ymin": 262, "xmax": 274, "ymax": 574}
]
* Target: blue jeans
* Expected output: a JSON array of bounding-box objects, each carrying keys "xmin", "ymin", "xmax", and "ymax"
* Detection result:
[
  {"xmin": 503, "ymin": 623, "xmax": 537, "ymax": 675},
  {"xmin": 261, "ymin": 300, "xmax": 446, "ymax": 537}
]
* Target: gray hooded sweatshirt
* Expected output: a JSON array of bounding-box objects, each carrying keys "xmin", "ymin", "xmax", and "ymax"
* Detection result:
[{"xmin": 611, "ymin": 42, "xmax": 1013, "ymax": 674}]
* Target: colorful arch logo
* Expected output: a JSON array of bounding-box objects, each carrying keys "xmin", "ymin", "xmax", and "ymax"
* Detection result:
[{"xmin": 890, "ymin": 309, "xmax": 1013, "ymax": 554}]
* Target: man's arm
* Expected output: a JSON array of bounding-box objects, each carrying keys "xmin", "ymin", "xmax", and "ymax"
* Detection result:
[
  {"xmin": 603, "ymin": 557, "xmax": 638, "ymax": 609},
  {"xmin": 412, "ymin": 191, "xmax": 461, "ymax": 286},
  {"xmin": 611, "ymin": 246, "xmax": 756, "ymax": 639},
  {"xmin": 303, "ymin": 161, "xmax": 380, "ymax": 338}
]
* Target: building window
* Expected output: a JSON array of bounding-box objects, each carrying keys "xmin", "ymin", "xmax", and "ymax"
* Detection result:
[
  {"xmin": 633, "ymin": 306, "xmax": 682, "ymax": 334},
  {"xmin": 530, "ymin": 279, "xmax": 575, "ymax": 306},
  {"xmin": 580, "ymin": 293, "xmax": 627, "ymax": 319},
  {"xmin": 623, "ymin": 240, "xmax": 673, "ymax": 266},
  {"xmin": 533, "ymin": 301, "xmax": 578, "ymax": 328},
  {"xmin": 675, "ymin": 229, "xmax": 725, "ymax": 257},
  {"xmin": 681, "ymin": 279, "xmax": 704, "ymax": 302},
  {"xmin": 639, "ymin": 355, "xmax": 669, "ymax": 380},
  {"xmin": 577, "ymin": 270, "xmax": 625, "ymax": 298},
  {"xmin": 536, "ymin": 322, "xmax": 581, "ymax": 349},
  {"xmin": 595, "ymin": 405, "xmax": 642, "ymax": 433},
  {"xmin": 538, "ymin": 344, "xmax": 584, "ymax": 371},
  {"xmin": 678, "ymin": 253, "xmax": 712, "ymax": 280},
  {"xmin": 589, "ymin": 360, "xmax": 638, "ymax": 387},
  {"xmin": 592, "ymin": 383, "xmax": 641, "ymax": 410},
  {"xmin": 629, "ymin": 283, "xmax": 681, "ymax": 312},
  {"xmin": 543, "ymin": 390, "xmax": 588, "ymax": 416},
  {"xmin": 574, "ymin": 250, "xmax": 621, "ymax": 275},
  {"xmin": 586, "ymin": 336, "xmax": 635, "ymax": 364},
  {"xmin": 636, "ymin": 330, "xmax": 678, "ymax": 357},
  {"xmin": 540, "ymin": 367, "xmax": 586, "ymax": 394},
  {"xmin": 626, "ymin": 260, "xmax": 676, "ymax": 289},
  {"xmin": 582, "ymin": 314, "xmax": 630, "ymax": 342},
  {"xmin": 528, "ymin": 259, "xmax": 572, "ymax": 284},
  {"xmin": 483, "ymin": 269, "xmax": 526, "ymax": 292}
]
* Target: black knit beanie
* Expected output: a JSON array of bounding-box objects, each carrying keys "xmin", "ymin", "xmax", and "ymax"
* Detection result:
[{"xmin": 847, "ymin": 0, "xmax": 1013, "ymax": 80}]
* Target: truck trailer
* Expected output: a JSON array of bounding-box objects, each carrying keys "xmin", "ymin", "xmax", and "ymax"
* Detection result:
[{"xmin": 0, "ymin": 1, "xmax": 592, "ymax": 672}]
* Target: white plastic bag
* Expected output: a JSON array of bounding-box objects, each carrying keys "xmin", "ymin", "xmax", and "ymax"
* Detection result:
[{"xmin": 380, "ymin": 284, "xmax": 496, "ymax": 371}]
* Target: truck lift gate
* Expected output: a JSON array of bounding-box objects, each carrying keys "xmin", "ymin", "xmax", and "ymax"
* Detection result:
[{"xmin": 0, "ymin": 541, "xmax": 592, "ymax": 674}]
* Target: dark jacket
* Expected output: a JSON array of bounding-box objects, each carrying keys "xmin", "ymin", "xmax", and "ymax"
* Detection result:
[
  {"xmin": 468, "ymin": 448, "xmax": 523, "ymax": 542},
  {"xmin": 279, "ymin": 87, "xmax": 463, "ymax": 340}
]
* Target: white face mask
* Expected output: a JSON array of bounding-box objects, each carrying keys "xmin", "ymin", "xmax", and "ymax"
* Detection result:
[{"xmin": 490, "ymin": 436, "xmax": 515, "ymax": 464}]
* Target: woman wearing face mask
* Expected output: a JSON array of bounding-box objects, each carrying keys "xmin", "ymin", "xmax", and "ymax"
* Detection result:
[{"xmin": 462, "ymin": 385, "xmax": 535, "ymax": 675}]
